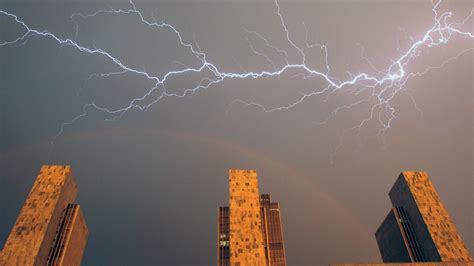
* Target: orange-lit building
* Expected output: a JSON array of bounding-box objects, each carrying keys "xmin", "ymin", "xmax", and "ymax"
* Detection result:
[
  {"xmin": 218, "ymin": 169, "xmax": 286, "ymax": 266},
  {"xmin": 0, "ymin": 165, "xmax": 88, "ymax": 266},
  {"xmin": 376, "ymin": 171, "xmax": 471, "ymax": 263},
  {"xmin": 331, "ymin": 171, "xmax": 472, "ymax": 266}
]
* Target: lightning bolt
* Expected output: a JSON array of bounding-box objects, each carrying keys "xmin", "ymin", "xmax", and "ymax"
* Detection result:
[{"xmin": 1, "ymin": 0, "xmax": 473, "ymax": 145}]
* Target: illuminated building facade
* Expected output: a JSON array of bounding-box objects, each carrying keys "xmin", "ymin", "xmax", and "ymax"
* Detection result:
[
  {"xmin": 0, "ymin": 165, "xmax": 88, "ymax": 266},
  {"xmin": 375, "ymin": 171, "xmax": 472, "ymax": 263},
  {"xmin": 217, "ymin": 169, "xmax": 286, "ymax": 266}
]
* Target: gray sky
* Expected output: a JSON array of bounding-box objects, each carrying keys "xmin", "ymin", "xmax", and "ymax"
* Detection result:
[{"xmin": 0, "ymin": 0, "xmax": 472, "ymax": 265}]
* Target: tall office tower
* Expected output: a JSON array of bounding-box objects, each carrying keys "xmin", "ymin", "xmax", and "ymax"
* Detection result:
[
  {"xmin": 376, "ymin": 171, "xmax": 472, "ymax": 263},
  {"xmin": 229, "ymin": 169, "xmax": 267, "ymax": 266},
  {"xmin": 218, "ymin": 169, "xmax": 286, "ymax": 266},
  {"xmin": 260, "ymin": 194, "xmax": 286, "ymax": 266},
  {"xmin": 0, "ymin": 165, "xmax": 88, "ymax": 266}
]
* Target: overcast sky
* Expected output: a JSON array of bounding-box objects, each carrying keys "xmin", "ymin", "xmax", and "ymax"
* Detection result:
[{"xmin": 0, "ymin": 0, "xmax": 472, "ymax": 265}]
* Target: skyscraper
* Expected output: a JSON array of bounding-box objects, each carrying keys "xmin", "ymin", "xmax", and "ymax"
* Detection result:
[
  {"xmin": 217, "ymin": 169, "xmax": 286, "ymax": 266},
  {"xmin": 0, "ymin": 165, "xmax": 88, "ymax": 266},
  {"xmin": 260, "ymin": 194, "xmax": 286, "ymax": 266},
  {"xmin": 375, "ymin": 171, "xmax": 472, "ymax": 263}
]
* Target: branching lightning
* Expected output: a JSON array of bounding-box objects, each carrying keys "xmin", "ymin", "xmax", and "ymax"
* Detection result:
[{"xmin": 0, "ymin": 0, "xmax": 473, "ymax": 143}]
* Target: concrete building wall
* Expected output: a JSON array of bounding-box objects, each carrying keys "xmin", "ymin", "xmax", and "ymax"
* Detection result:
[
  {"xmin": 0, "ymin": 165, "xmax": 77, "ymax": 266},
  {"xmin": 399, "ymin": 172, "xmax": 472, "ymax": 262},
  {"xmin": 229, "ymin": 169, "xmax": 267, "ymax": 266},
  {"xmin": 373, "ymin": 171, "xmax": 472, "ymax": 264}
]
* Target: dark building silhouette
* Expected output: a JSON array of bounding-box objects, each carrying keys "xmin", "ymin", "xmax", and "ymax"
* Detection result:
[
  {"xmin": 218, "ymin": 206, "xmax": 230, "ymax": 266},
  {"xmin": 0, "ymin": 165, "xmax": 88, "ymax": 266},
  {"xmin": 217, "ymin": 169, "xmax": 286, "ymax": 266},
  {"xmin": 260, "ymin": 194, "xmax": 286, "ymax": 266},
  {"xmin": 375, "ymin": 171, "xmax": 471, "ymax": 263}
]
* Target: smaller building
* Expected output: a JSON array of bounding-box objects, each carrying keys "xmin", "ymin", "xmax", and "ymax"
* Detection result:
[{"xmin": 218, "ymin": 206, "xmax": 230, "ymax": 266}]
